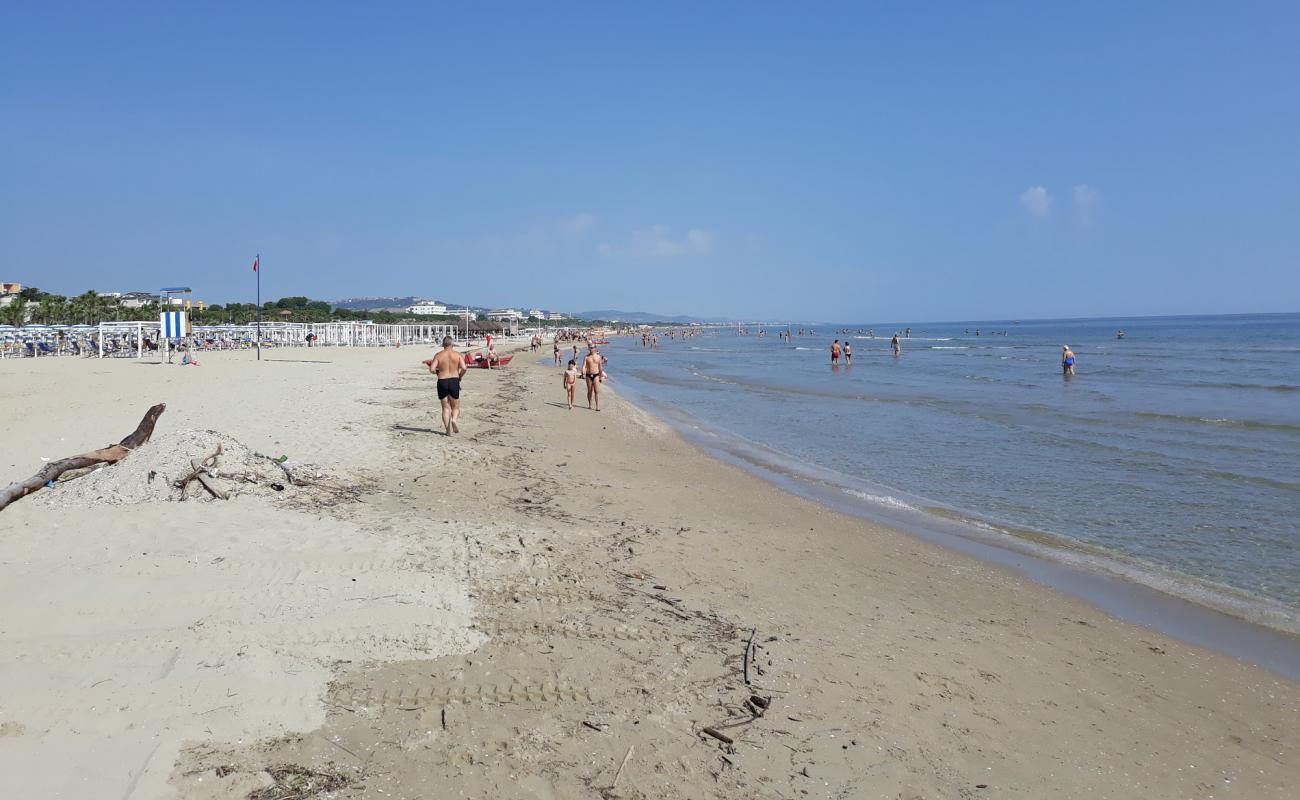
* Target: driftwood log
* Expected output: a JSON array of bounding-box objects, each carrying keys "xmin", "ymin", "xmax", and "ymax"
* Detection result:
[
  {"xmin": 0, "ymin": 403, "xmax": 166, "ymax": 512},
  {"xmin": 191, "ymin": 459, "xmax": 229, "ymax": 501},
  {"xmin": 175, "ymin": 444, "xmax": 225, "ymax": 501}
]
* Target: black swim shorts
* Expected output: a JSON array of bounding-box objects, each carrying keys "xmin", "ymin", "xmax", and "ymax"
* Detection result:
[{"xmin": 436, "ymin": 377, "xmax": 461, "ymax": 400}]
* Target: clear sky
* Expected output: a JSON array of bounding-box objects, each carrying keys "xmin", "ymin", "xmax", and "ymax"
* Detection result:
[{"xmin": 2, "ymin": 2, "xmax": 1297, "ymax": 321}]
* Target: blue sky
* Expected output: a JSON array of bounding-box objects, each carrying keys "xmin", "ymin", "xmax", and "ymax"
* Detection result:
[{"xmin": 2, "ymin": 2, "xmax": 1297, "ymax": 321}]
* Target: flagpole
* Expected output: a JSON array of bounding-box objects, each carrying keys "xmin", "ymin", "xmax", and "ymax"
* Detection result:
[{"xmin": 256, "ymin": 253, "xmax": 261, "ymax": 361}]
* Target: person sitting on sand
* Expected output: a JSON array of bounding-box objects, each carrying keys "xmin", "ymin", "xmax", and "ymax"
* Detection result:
[
  {"xmin": 424, "ymin": 336, "xmax": 467, "ymax": 435},
  {"xmin": 486, "ymin": 343, "xmax": 499, "ymax": 368},
  {"xmin": 563, "ymin": 359, "xmax": 579, "ymax": 409},
  {"xmin": 583, "ymin": 344, "xmax": 606, "ymax": 411}
]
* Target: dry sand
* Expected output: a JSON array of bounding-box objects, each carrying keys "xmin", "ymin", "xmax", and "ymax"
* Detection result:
[{"xmin": 1, "ymin": 345, "xmax": 1296, "ymax": 799}]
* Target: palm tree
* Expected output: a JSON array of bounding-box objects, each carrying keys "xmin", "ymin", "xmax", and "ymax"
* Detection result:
[
  {"xmin": 36, "ymin": 296, "xmax": 67, "ymax": 324},
  {"xmin": 86, "ymin": 291, "xmax": 104, "ymax": 323},
  {"xmin": 69, "ymin": 291, "xmax": 107, "ymax": 324},
  {"xmin": 1, "ymin": 298, "xmax": 27, "ymax": 327}
]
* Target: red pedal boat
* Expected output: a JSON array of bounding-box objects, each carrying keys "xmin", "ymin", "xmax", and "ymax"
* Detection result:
[{"xmin": 464, "ymin": 353, "xmax": 512, "ymax": 368}]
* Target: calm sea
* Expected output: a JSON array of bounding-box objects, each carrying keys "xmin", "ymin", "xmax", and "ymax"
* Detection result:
[{"xmin": 600, "ymin": 314, "xmax": 1300, "ymax": 634}]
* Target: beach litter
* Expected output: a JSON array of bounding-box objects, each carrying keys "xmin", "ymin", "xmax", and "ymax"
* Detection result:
[
  {"xmin": 247, "ymin": 764, "xmax": 355, "ymax": 800},
  {"xmin": 37, "ymin": 427, "xmax": 364, "ymax": 508}
]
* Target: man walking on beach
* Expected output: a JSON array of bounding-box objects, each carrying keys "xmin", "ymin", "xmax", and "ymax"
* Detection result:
[
  {"xmin": 424, "ymin": 336, "xmax": 467, "ymax": 435},
  {"xmin": 583, "ymin": 344, "xmax": 606, "ymax": 411}
]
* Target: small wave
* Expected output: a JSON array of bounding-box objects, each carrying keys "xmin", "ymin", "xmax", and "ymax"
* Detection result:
[
  {"xmin": 687, "ymin": 369, "xmax": 740, "ymax": 386},
  {"xmin": 1135, "ymin": 412, "xmax": 1300, "ymax": 434},
  {"xmin": 794, "ymin": 346, "xmax": 813, "ymax": 350},
  {"xmin": 931, "ymin": 346, "xmax": 969, "ymax": 350},
  {"xmin": 1196, "ymin": 382, "xmax": 1300, "ymax": 393},
  {"xmin": 842, "ymin": 488, "xmax": 920, "ymax": 512},
  {"xmin": 1203, "ymin": 470, "xmax": 1300, "ymax": 493}
]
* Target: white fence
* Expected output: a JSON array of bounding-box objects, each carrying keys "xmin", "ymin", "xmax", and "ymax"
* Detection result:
[{"xmin": 0, "ymin": 321, "xmax": 463, "ymax": 358}]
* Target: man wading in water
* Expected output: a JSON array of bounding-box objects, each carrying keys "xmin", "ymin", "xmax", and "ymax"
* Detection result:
[{"xmin": 424, "ymin": 336, "xmax": 467, "ymax": 434}]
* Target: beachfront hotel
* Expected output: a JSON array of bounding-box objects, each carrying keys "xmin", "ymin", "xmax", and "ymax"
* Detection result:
[{"xmin": 405, "ymin": 300, "xmax": 449, "ymax": 315}]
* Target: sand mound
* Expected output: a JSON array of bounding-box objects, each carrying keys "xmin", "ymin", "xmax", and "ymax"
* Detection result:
[{"xmin": 39, "ymin": 428, "xmax": 359, "ymax": 508}]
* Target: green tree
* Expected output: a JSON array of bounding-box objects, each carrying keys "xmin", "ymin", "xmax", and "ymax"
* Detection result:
[
  {"xmin": 35, "ymin": 296, "xmax": 67, "ymax": 324},
  {"xmin": 68, "ymin": 290, "xmax": 107, "ymax": 324},
  {"xmin": 1, "ymin": 299, "xmax": 27, "ymax": 327}
]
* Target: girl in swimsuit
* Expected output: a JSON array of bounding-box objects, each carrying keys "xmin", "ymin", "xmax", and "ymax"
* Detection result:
[{"xmin": 563, "ymin": 360, "xmax": 579, "ymax": 409}]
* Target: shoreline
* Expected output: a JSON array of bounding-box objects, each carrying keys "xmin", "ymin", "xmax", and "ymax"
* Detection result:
[
  {"xmin": 3, "ymin": 345, "xmax": 1297, "ymax": 798},
  {"xmin": 610, "ymin": 378, "xmax": 1300, "ymax": 677}
]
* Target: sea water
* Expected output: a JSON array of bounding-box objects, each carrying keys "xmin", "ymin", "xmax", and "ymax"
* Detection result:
[{"xmin": 602, "ymin": 314, "xmax": 1300, "ymax": 634}]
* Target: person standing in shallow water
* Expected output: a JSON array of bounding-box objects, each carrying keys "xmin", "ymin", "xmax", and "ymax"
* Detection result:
[
  {"xmin": 830, "ymin": 339, "xmax": 841, "ymax": 365},
  {"xmin": 1062, "ymin": 344, "xmax": 1076, "ymax": 375},
  {"xmin": 424, "ymin": 336, "xmax": 467, "ymax": 435},
  {"xmin": 892, "ymin": 333, "xmax": 901, "ymax": 357}
]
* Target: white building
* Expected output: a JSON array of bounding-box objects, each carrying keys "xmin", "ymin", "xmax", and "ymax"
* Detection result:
[
  {"xmin": 527, "ymin": 309, "xmax": 545, "ymax": 319},
  {"xmin": 406, "ymin": 301, "xmax": 448, "ymax": 315},
  {"xmin": 486, "ymin": 308, "xmax": 523, "ymax": 322},
  {"xmin": 452, "ymin": 308, "xmax": 478, "ymax": 321},
  {"xmin": 547, "ymin": 311, "xmax": 568, "ymax": 321},
  {"xmin": 119, "ymin": 292, "xmax": 156, "ymax": 308}
]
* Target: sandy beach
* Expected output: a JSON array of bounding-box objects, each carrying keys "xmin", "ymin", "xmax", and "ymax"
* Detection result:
[{"xmin": 1, "ymin": 346, "xmax": 1296, "ymax": 799}]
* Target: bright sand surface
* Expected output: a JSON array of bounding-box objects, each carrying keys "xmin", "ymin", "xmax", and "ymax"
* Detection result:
[{"xmin": 0, "ymin": 345, "xmax": 1296, "ymax": 799}]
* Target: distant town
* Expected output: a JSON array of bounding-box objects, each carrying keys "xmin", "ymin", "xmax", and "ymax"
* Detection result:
[
  {"xmin": 0, "ymin": 283, "xmax": 578, "ymax": 328},
  {"xmin": 1, "ymin": 283, "xmax": 730, "ymax": 329},
  {"xmin": 400, "ymin": 300, "xmax": 569, "ymax": 323}
]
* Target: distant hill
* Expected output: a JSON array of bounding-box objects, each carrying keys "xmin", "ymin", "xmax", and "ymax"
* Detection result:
[{"xmin": 573, "ymin": 309, "xmax": 730, "ymax": 324}]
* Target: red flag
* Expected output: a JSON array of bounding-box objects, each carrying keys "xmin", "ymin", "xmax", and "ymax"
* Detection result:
[{"xmin": 252, "ymin": 256, "xmax": 259, "ymax": 273}]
